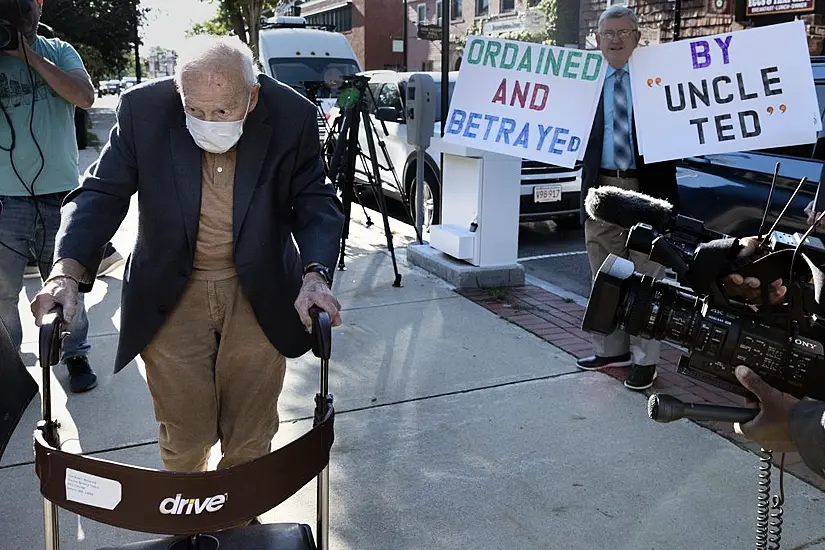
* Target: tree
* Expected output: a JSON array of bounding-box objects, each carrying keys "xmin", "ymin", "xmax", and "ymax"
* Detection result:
[
  {"xmin": 40, "ymin": 0, "xmax": 149, "ymax": 80},
  {"xmin": 190, "ymin": 0, "xmax": 282, "ymax": 61}
]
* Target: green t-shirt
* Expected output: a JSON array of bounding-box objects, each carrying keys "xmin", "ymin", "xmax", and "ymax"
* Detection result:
[{"xmin": 0, "ymin": 36, "xmax": 87, "ymax": 196}]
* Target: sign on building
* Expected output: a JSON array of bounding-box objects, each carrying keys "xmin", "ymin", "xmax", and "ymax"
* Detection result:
[
  {"xmin": 417, "ymin": 24, "xmax": 442, "ymax": 41},
  {"xmin": 745, "ymin": 0, "xmax": 814, "ymax": 16},
  {"xmin": 482, "ymin": 9, "xmax": 547, "ymax": 36},
  {"xmin": 443, "ymin": 36, "xmax": 607, "ymax": 169},
  {"xmin": 629, "ymin": 20, "xmax": 821, "ymax": 164}
]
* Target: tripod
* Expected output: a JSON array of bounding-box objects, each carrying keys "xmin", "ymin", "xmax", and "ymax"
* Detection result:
[{"xmin": 325, "ymin": 77, "xmax": 403, "ymax": 287}]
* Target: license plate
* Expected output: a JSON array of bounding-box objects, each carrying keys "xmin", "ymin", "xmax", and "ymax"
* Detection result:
[{"xmin": 534, "ymin": 184, "xmax": 562, "ymax": 203}]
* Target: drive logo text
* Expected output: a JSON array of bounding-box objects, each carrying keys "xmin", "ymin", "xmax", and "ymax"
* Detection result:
[{"xmin": 159, "ymin": 493, "xmax": 228, "ymax": 515}]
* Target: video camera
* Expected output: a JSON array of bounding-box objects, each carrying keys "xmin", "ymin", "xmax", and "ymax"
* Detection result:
[
  {"xmin": 0, "ymin": 0, "xmax": 29, "ymax": 51},
  {"xmin": 581, "ymin": 179, "xmax": 825, "ymax": 404}
]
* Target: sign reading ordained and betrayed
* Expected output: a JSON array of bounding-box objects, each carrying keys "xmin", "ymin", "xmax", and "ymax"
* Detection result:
[
  {"xmin": 629, "ymin": 20, "xmax": 821, "ymax": 164},
  {"xmin": 443, "ymin": 35, "xmax": 607, "ymax": 169}
]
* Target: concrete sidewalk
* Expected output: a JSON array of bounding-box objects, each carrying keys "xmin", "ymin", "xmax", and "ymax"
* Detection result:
[{"xmin": 1, "ymin": 103, "xmax": 824, "ymax": 549}]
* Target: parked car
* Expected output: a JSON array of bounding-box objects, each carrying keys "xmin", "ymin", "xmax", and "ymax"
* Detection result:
[
  {"xmin": 675, "ymin": 57, "xmax": 825, "ymax": 238},
  {"xmin": 325, "ymin": 70, "xmax": 583, "ymax": 230}
]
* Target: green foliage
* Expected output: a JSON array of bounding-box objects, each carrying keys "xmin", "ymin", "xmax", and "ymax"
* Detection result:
[{"xmin": 40, "ymin": 0, "xmax": 148, "ymax": 80}]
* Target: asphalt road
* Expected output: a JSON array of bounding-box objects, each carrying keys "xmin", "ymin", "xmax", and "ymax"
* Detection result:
[{"xmin": 517, "ymin": 221, "xmax": 592, "ymax": 298}]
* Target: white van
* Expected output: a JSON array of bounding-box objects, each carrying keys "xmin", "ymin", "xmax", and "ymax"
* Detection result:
[{"xmin": 258, "ymin": 16, "xmax": 362, "ymax": 121}]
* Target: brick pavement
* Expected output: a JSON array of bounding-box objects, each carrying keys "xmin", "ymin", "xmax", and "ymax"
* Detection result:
[{"xmin": 457, "ymin": 284, "xmax": 825, "ymax": 492}]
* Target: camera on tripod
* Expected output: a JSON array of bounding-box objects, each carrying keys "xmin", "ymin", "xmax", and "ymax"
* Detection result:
[
  {"xmin": 0, "ymin": 0, "xmax": 29, "ymax": 51},
  {"xmin": 581, "ymin": 181, "xmax": 825, "ymax": 404}
]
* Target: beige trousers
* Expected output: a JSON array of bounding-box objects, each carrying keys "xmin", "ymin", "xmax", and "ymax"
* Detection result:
[
  {"xmin": 140, "ymin": 276, "xmax": 286, "ymax": 473},
  {"xmin": 584, "ymin": 175, "xmax": 666, "ymax": 366}
]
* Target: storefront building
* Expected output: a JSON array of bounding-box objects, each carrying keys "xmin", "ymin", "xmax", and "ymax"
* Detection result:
[{"xmin": 579, "ymin": 0, "xmax": 825, "ymax": 54}]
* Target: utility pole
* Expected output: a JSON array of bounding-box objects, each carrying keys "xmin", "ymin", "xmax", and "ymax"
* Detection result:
[
  {"xmin": 134, "ymin": 8, "xmax": 142, "ymax": 83},
  {"xmin": 403, "ymin": 0, "xmax": 408, "ymax": 71},
  {"xmin": 440, "ymin": 0, "xmax": 449, "ymax": 136}
]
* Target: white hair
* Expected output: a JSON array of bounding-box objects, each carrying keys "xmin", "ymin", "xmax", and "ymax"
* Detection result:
[
  {"xmin": 598, "ymin": 5, "xmax": 639, "ymax": 31},
  {"xmin": 174, "ymin": 34, "xmax": 259, "ymax": 91}
]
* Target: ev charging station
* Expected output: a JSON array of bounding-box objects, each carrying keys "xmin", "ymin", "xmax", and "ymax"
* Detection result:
[{"xmin": 405, "ymin": 74, "xmax": 524, "ymax": 287}]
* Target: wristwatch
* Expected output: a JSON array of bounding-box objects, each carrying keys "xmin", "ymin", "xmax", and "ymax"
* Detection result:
[{"xmin": 303, "ymin": 262, "xmax": 332, "ymax": 286}]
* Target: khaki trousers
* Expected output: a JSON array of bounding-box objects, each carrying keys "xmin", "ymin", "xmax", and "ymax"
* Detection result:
[
  {"xmin": 584, "ymin": 175, "xmax": 665, "ymax": 366},
  {"xmin": 140, "ymin": 276, "xmax": 286, "ymax": 473}
]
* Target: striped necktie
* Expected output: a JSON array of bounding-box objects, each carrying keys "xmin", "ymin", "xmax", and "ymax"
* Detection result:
[{"xmin": 613, "ymin": 69, "xmax": 632, "ymax": 171}]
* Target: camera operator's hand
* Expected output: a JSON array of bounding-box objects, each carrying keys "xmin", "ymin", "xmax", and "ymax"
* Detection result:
[
  {"xmin": 30, "ymin": 276, "xmax": 80, "ymax": 327},
  {"xmin": 721, "ymin": 236, "xmax": 787, "ymax": 305},
  {"xmin": 733, "ymin": 365, "xmax": 800, "ymax": 452},
  {"xmin": 804, "ymin": 200, "xmax": 825, "ymax": 228},
  {"xmin": 294, "ymin": 273, "xmax": 342, "ymax": 333}
]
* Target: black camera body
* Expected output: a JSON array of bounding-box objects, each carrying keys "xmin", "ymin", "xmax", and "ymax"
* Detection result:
[
  {"xmin": 0, "ymin": 0, "xmax": 29, "ymax": 51},
  {"xmin": 583, "ymin": 252, "xmax": 825, "ymax": 400}
]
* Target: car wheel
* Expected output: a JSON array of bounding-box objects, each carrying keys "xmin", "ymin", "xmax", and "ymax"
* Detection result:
[{"xmin": 409, "ymin": 171, "xmax": 441, "ymax": 230}]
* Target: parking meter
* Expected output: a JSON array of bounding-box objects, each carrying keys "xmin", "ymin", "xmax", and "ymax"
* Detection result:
[{"xmin": 406, "ymin": 73, "xmax": 437, "ymax": 242}]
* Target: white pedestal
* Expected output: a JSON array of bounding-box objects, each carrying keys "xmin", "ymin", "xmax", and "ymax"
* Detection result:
[{"xmin": 428, "ymin": 139, "xmax": 522, "ymax": 268}]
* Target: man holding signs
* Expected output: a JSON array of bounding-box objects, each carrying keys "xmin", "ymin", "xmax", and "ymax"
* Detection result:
[{"xmin": 575, "ymin": 6, "xmax": 680, "ymax": 391}]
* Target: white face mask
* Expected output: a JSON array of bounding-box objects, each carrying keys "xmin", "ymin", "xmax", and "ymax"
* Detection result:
[{"xmin": 185, "ymin": 93, "xmax": 252, "ymax": 154}]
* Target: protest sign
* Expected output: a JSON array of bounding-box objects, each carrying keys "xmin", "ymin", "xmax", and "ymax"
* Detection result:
[
  {"xmin": 442, "ymin": 35, "xmax": 607, "ymax": 169},
  {"xmin": 629, "ymin": 20, "xmax": 820, "ymax": 164}
]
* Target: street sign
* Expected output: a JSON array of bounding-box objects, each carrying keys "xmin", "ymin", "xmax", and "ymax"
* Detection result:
[{"xmin": 417, "ymin": 24, "xmax": 441, "ymax": 41}]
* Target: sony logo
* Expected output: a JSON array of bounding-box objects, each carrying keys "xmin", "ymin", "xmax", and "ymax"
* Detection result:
[
  {"xmin": 794, "ymin": 337, "xmax": 821, "ymax": 353},
  {"xmin": 159, "ymin": 493, "xmax": 227, "ymax": 515}
]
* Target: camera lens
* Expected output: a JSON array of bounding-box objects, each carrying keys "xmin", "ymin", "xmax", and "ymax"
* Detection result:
[{"xmin": 582, "ymin": 254, "xmax": 702, "ymax": 348}]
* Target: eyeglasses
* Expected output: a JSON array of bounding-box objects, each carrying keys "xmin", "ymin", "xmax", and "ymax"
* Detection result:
[{"xmin": 599, "ymin": 29, "xmax": 635, "ymax": 40}]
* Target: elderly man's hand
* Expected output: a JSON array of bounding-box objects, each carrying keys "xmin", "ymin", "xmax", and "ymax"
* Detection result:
[
  {"xmin": 30, "ymin": 276, "xmax": 80, "ymax": 326},
  {"xmin": 294, "ymin": 273, "xmax": 342, "ymax": 332},
  {"xmin": 733, "ymin": 365, "xmax": 800, "ymax": 452},
  {"xmin": 721, "ymin": 236, "xmax": 787, "ymax": 305}
]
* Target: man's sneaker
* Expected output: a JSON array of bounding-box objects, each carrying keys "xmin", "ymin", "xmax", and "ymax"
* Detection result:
[
  {"xmin": 624, "ymin": 364, "xmax": 657, "ymax": 391},
  {"xmin": 576, "ymin": 353, "xmax": 633, "ymax": 371},
  {"xmin": 24, "ymin": 263, "xmax": 40, "ymax": 279},
  {"xmin": 65, "ymin": 356, "xmax": 98, "ymax": 393},
  {"xmin": 97, "ymin": 249, "xmax": 125, "ymax": 277}
]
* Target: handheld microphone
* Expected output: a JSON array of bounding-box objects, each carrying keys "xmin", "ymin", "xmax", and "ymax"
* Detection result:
[
  {"xmin": 647, "ymin": 394, "xmax": 758, "ymax": 424},
  {"xmin": 584, "ymin": 186, "xmax": 675, "ymax": 232}
]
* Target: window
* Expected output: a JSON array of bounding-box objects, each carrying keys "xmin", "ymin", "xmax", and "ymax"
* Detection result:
[
  {"xmin": 451, "ymin": 0, "xmax": 462, "ymax": 19},
  {"xmin": 305, "ymin": 5, "xmax": 353, "ymax": 32},
  {"xmin": 436, "ymin": 0, "xmax": 442, "ymax": 23},
  {"xmin": 501, "ymin": 0, "xmax": 515, "ymax": 11},
  {"xmin": 417, "ymin": 3, "xmax": 427, "ymax": 22},
  {"xmin": 476, "ymin": 0, "xmax": 489, "ymax": 16},
  {"xmin": 375, "ymin": 84, "xmax": 404, "ymax": 112},
  {"xmin": 268, "ymin": 57, "xmax": 361, "ymax": 98}
]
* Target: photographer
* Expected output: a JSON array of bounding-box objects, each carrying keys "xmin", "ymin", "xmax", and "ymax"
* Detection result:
[
  {"xmin": 724, "ymin": 241, "xmax": 825, "ymax": 478},
  {"xmin": 0, "ymin": 0, "xmax": 98, "ymax": 392}
]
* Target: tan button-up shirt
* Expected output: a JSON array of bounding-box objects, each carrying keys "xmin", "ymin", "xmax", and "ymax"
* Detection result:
[{"xmin": 50, "ymin": 149, "xmax": 239, "ymax": 284}]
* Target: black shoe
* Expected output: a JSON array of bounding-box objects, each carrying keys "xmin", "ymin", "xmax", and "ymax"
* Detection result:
[
  {"xmin": 624, "ymin": 364, "xmax": 657, "ymax": 391},
  {"xmin": 65, "ymin": 356, "xmax": 98, "ymax": 393},
  {"xmin": 576, "ymin": 353, "xmax": 633, "ymax": 371}
]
